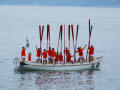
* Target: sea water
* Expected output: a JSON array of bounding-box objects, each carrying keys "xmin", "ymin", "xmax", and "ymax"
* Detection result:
[{"xmin": 0, "ymin": 6, "xmax": 120, "ymax": 90}]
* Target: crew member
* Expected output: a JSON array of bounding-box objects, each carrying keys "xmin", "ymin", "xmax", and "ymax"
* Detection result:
[
  {"xmin": 47, "ymin": 47, "xmax": 52, "ymax": 63},
  {"xmin": 58, "ymin": 52, "xmax": 63, "ymax": 63},
  {"xmin": 28, "ymin": 52, "xmax": 31, "ymax": 62},
  {"xmin": 76, "ymin": 45, "xmax": 86, "ymax": 63},
  {"xmin": 21, "ymin": 46, "xmax": 26, "ymax": 62},
  {"xmin": 51, "ymin": 48, "xmax": 56, "ymax": 64},
  {"xmin": 88, "ymin": 45, "xmax": 94, "ymax": 62},
  {"xmin": 36, "ymin": 46, "xmax": 42, "ymax": 63},
  {"xmin": 66, "ymin": 53, "xmax": 73, "ymax": 63},
  {"xmin": 64, "ymin": 47, "xmax": 70, "ymax": 56},
  {"xmin": 42, "ymin": 49, "xmax": 47, "ymax": 64}
]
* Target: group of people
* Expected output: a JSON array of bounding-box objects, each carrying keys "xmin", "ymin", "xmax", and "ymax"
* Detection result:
[{"xmin": 21, "ymin": 45, "xmax": 94, "ymax": 64}]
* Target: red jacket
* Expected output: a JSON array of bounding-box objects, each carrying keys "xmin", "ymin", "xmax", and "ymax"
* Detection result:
[
  {"xmin": 58, "ymin": 54, "xmax": 63, "ymax": 62},
  {"xmin": 77, "ymin": 48, "xmax": 83, "ymax": 56},
  {"xmin": 66, "ymin": 54, "xmax": 73, "ymax": 62},
  {"xmin": 21, "ymin": 48, "xmax": 26, "ymax": 56},
  {"xmin": 36, "ymin": 49, "xmax": 42, "ymax": 57},
  {"xmin": 42, "ymin": 51, "xmax": 47, "ymax": 59},
  {"xmin": 89, "ymin": 47, "xmax": 94, "ymax": 55}
]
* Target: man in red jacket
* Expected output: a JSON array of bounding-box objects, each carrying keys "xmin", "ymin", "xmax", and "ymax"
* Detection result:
[
  {"xmin": 36, "ymin": 46, "xmax": 42, "ymax": 63},
  {"xmin": 21, "ymin": 46, "xmax": 26, "ymax": 62},
  {"xmin": 66, "ymin": 53, "xmax": 73, "ymax": 63},
  {"xmin": 88, "ymin": 45, "xmax": 94, "ymax": 62},
  {"xmin": 42, "ymin": 49, "xmax": 47, "ymax": 64},
  {"xmin": 76, "ymin": 45, "xmax": 86, "ymax": 63}
]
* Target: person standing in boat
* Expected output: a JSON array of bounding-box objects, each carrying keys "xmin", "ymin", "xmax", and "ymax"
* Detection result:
[
  {"xmin": 42, "ymin": 49, "xmax": 47, "ymax": 64},
  {"xmin": 58, "ymin": 52, "xmax": 63, "ymax": 64},
  {"xmin": 51, "ymin": 48, "xmax": 56, "ymax": 64},
  {"xmin": 21, "ymin": 40, "xmax": 30, "ymax": 62},
  {"xmin": 66, "ymin": 53, "xmax": 73, "ymax": 63},
  {"xmin": 47, "ymin": 47, "xmax": 52, "ymax": 63},
  {"xmin": 36, "ymin": 46, "xmax": 42, "ymax": 63},
  {"xmin": 28, "ymin": 52, "xmax": 31, "ymax": 62},
  {"xmin": 76, "ymin": 45, "xmax": 86, "ymax": 63},
  {"xmin": 21, "ymin": 46, "xmax": 26, "ymax": 62},
  {"xmin": 88, "ymin": 45, "xmax": 94, "ymax": 62},
  {"xmin": 64, "ymin": 47, "xmax": 70, "ymax": 56}
]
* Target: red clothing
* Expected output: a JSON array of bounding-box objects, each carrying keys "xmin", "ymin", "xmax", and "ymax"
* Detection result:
[
  {"xmin": 64, "ymin": 49, "xmax": 70, "ymax": 56},
  {"xmin": 51, "ymin": 50, "xmax": 56, "ymax": 58},
  {"xmin": 77, "ymin": 48, "xmax": 83, "ymax": 56},
  {"xmin": 89, "ymin": 47, "xmax": 94, "ymax": 55},
  {"xmin": 58, "ymin": 54, "xmax": 63, "ymax": 62},
  {"xmin": 47, "ymin": 50, "xmax": 52, "ymax": 57},
  {"xmin": 36, "ymin": 49, "xmax": 42, "ymax": 57},
  {"xmin": 66, "ymin": 54, "xmax": 73, "ymax": 62},
  {"xmin": 21, "ymin": 48, "xmax": 26, "ymax": 56},
  {"xmin": 42, "ymin": 51, "xmax": 47, "ymax": 59},
  {"xmin": 55, "ymin": 54, "xmax": 59, "ymax": 62},
  {"xmin": 28, "ymin": 53, "xmax": 31, "ymax": 61}
]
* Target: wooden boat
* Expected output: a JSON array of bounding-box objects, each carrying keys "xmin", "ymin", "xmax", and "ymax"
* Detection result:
[
  {"xmin": 14, "ymin": 21, "xmax": 103, "ymax": 71},
  {"xmin": 13, "ymin": 56, "xmax": 103, "ymax": 71}
]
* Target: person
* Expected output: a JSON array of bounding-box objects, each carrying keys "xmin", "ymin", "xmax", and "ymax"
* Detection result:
[
  {"xmin": 76, "ymin": 45, "xmax": 86, "ymax": 63},
  {"xmin": 28, "ymin": 52, "xmax": 31, "ymax": 62},
  {"xmin": 88, "ymin": 45, "xmax": 94, "ymax": 62},
  {"xmin": 66, "ymin": 53, "xmax": 73, "ymax": 63},
  {"xmin": 58, "ymin": 52, "xmax": 63, "ymax": 63},
  {"xmin": 64, "ymin": 47, "xmax": 70, "ymax": 56},
  {"xmin": 21, "ymin": 46, "xmax": 26, "ymax": 62},
  {"xmin": 42, "ymin": 49, "xmax": 47, "ymax": 64},
  {"xmin": 36, "ymin": 46, "xmax": 42, "ymax": 63},
  {"xmin": 51, "ymin": 48, "xmax": 56, "ymax": 64},
  {"xmin": 47, "ymin": 47, "xmax": 52, "ymax": 63}
]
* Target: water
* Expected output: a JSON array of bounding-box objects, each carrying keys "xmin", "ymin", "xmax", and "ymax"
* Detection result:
[{"xmin": 0, "ymin": 6, "xmax": 120, "ymax": 90}]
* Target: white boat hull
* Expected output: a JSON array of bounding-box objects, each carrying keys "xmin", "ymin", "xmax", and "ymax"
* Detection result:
[{"xmin": 13, "ymin": 56, "xmax": 103, "ymax": 71}]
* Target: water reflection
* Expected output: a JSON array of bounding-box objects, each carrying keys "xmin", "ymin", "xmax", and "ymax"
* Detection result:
[{"xmin": 16, "ymin": 70, "xmax": 95, "ymax": 90}]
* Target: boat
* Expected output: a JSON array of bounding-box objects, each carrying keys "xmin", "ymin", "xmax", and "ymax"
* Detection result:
[
  {"xmin": 13, "ymin": 56, "xmax": 103, "ymax": 71},
  {"xmin": 14, "ymin": 20, "xmax": 103, "ymax": 71}
]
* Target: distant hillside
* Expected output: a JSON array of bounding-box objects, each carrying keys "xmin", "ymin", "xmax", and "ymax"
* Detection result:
[{"xmin": 0, "ymin": 0, "xmax": 120, "ymax": 7}]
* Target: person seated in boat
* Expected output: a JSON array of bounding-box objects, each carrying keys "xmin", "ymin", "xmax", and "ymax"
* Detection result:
[
  {"xmin": 88, "ymin": 45, "xmax": 94, "ymax": 62},
  {"xmin": 47, "ymin": 47, "xmax": 52, "ymax": 63},
  {"xmin": 42, "ymin": 49, "xmax": 47, "ymax": 64},
  {"xmin": 21, "ymin": 46, "xmax": 26, "ymax": 62},
  {"xmin": 64, "ymin": 47, "xmax": 70, "ymax": 56},
  {"xmin": 66, "ymin": 53, "xmax": 73, "ymax": 63},
  {"xmin": 51, "ymin": 48, "xmax": 56, "ymax": 64},
  {"xmin": 28, "ymin": 52, "xmax": 31, "ymax": 62},
  {"xmin": 76, "ymin": 45, "xmax": 86, "ymax": 63},
  {"xmin": 58, "ymin": 52, "xmax": 63, "ymax": 64},
  {"xmin": 36, "ymin": 46, "xmax": 42, "ymax": 63}
]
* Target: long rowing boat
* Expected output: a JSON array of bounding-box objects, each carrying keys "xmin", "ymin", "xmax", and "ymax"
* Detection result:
[{"xmin": 13, "ymin": 56, "xmax": 103, "ymax": 71}]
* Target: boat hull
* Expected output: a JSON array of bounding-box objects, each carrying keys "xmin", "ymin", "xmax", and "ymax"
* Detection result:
[{"xmin": 14, "ymin": 56, "xmax": 103, "ymax": 71}]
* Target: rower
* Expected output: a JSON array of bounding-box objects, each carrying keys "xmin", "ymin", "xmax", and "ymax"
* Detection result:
[
  {"xmin": 64, "ymin": 47, "xmax": 70, "ymax": 56},
  {"xmin": 51, "ymin": 48, "xmax": 56, "ymax": 64},
  {"xmin": 88, "ymin": 45, "xmax": 94, "ymax": 62},
  {"xmin": 42, "ymin": 49, "xmax": 47, "ymax": 64},
  {"xmin": 28, "ymin": 52, "xmax": 31, "ymax": 62},
  {"xmin": 58, "ymin": 52, "xmax": 63, "ymax": 64},
  {"xmin": 66, "ymin": 53, "xmax": 73, "ymax": 63},
  {"xmin": 36, "ymin": 46, "xmax": 42, "ymax": 63},
  {"xmin": 21, "ymin": 46, "xmax": 26, "ymax": 62},
  {"xmin": 76, "ymin": 45, "xmax": 86, "ymax": 63},
  {"xmin": 47, "ymin": 47, "xmax": 52, "ymax": 63}
]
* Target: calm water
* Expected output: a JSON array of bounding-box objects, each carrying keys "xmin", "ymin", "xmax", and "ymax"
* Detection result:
[{"xmin": 0, "ymin": 6, "xmax": 120, "ymax": 90}]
